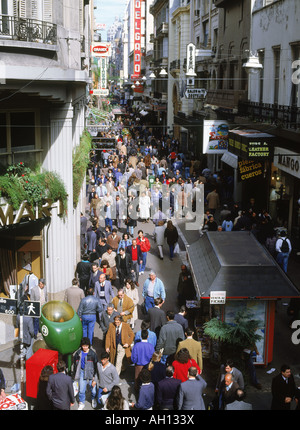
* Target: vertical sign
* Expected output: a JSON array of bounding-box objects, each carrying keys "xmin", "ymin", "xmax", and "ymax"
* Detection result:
[
  {"xmin": 186, "ymin": 43, "xmax": 197, "ymax": 77},
  {"xmin": 132, "ymin": 0, "xmax": 143, "ymax": 80},
  {"xmin": 98, "ymin": 57, "xmax": 107, "ymax": 90}
]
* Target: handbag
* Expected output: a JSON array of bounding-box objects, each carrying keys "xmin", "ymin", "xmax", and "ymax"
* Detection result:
[{"xmin": 174, "ymin": 242, "xmax": 180, "ymax": 254}]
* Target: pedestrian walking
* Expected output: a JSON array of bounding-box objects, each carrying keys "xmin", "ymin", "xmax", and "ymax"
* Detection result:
[
  {"xmin": 73, "ymin": 337, "xmax": 98, "ymax": 410},
  {"xmin": 64, "ymin": 278, "xmax": 85, "ymax": 312},
  {"xmin": 164, "ymin": 220, "xmax": 178, "ymax": 261},
  {"xmin": 46, "ymin": 360, "xmax": 75, "ymax": 411},
  {"xmin": 77, "ymin": 287, "xmax": 103, "ymax": 345}
]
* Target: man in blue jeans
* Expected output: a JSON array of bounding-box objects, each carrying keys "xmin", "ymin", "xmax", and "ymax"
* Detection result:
[
  {"xmin": 142, "ymin": 271, "xmax": 166, "ymax": 313},
  {"xmin": 77, "ymin": 287, "xmax": 103, "ymax": 346},
  {"xmin": 275, "ymin": 231, "xmax": 292, "ymax": 273},
  {"xmin": 73, "ymin": 337, "xmax": 98, "ymax": 410}
]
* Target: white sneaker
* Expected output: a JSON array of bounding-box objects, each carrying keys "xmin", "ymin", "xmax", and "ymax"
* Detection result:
[
  {"xmin": 78, "ymin": 402, "xmax": 85, "ymax": 410},
  {"xmin": 92, "ymin": 398, "xmax": 97, "ymax": 409}
]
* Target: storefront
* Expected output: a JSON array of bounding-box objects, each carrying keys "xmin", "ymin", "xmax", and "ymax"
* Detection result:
[
  {"xmin": 227, "ymin": 129, "xmax": 276, "ymax": 210},
  {"xmin": 186, "ymin": 231, "xmax": 300, "ymax": 366},
  {"xmin": 272, "ymin": 147, "xmax": 300, "ymax": 251}
]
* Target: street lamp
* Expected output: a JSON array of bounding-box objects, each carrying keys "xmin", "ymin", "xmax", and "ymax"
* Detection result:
[{"xmin": 159, "ymin": 68, "xmax": 168, "ymax": 77}]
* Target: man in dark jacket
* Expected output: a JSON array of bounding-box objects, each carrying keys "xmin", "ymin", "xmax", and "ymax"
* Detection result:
[
  {"xmin": 76, "ymin": 254, "xmax": 92, "ymax": 294},
  {"xmin": 77, "ymin": 288, "xmax": 103, "ymax": 346},
  {"xmin": 271, "ymin": 364, "xmax": 299, "ymax": 410},
  {"xmin": 156, "ymin": 365, "xmax": 181, "ymax": 410},
  {"xmin": 73, "ymin": 337, "xmax": 98, "ymax": 410},
  {"xmin": 116, "ymin": 247, "xmax": 133, "ymax": 288},
  {"xmin": 147, "ymin": 297, "xmax": 167, "ymax": 337},
  {"xmin": 46, "ymin": 360, "xmax": 75, "ymax": 410}
]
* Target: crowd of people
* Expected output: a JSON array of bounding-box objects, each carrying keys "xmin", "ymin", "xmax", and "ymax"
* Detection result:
[{"xmin": 2, "ymin": 109, "xmax": 297, "ymax": 411}]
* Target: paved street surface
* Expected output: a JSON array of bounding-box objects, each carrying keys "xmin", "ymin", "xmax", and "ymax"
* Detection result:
[{"xmin": 0, "ymin": 209, "xmax": 300, "ymax": 411}]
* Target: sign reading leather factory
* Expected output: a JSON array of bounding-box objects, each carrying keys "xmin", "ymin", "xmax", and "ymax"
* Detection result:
[{"xmin": 0, "ymin": 199, "xmax": 64, "ymax": 228}]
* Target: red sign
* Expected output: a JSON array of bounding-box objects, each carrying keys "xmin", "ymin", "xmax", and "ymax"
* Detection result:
[
  {"xmin": 131, "ymin": 0, "xmax": 144, "ymax": 85},
  {"xmin": 91, "ymin": 44, "xmax": 111, "ymax": 57}
]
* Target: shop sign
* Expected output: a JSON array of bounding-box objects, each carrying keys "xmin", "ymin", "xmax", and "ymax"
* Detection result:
[
  {"xmin": 91, "ymin": 43, "xmax": 111, "ymax": 57},
  {"xmin": 248, "ymin": 140, "xmax": 271, "ymax": 159},
  {"xmin": 0, "ymin": 199, "xmax": 64, "ymax": 228},
  {"xmin": 203, "ymin": 120, "xmax": 229, "ymax": 154},
  {"xmin": 131, "ymin": 0, "xmax": 144, "ymax": 80},
  {"xmin": 237, "ymin": 159, "xmax": 263, "ymax": 181},
  {"xmin": 274, "ymin": 147, "xmax": 300, "ymax": 179},
  {"xmin": 210, "ymin": 291, "xmax": 226, "ymax": 305},
  {"xmin": 228, "ymin": 130, "xmax": 274, "ymax": 160}
]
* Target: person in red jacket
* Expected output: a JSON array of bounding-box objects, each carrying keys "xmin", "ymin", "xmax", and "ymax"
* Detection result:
[
  {"xmin": 136, "ymin": 230, "xmax": 151, "ymax": 274},
  {"xmin": 172, "ymin": 348, "xmax": 201, "ymax": 382}
]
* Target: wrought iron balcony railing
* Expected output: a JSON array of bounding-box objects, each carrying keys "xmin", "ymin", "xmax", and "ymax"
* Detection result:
[
  {"xmin": 0, "ymin": 14, "xmax": 57, "ymax": 45},
  {"xmin": 238, "ymin": 101, "xmax": 300, "ymax": 130}
]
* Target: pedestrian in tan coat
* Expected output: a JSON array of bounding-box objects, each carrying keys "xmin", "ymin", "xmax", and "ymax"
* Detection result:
[{"xmin": 105, "ymin": 315, "xmax": 134, "ymax": 374}]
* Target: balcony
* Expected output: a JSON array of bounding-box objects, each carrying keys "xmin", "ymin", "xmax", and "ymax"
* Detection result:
[
  {"xmin": 0, "ymin": 15, "xmax": 57, "ymax": 45},
  {"xmin": 170, "ymin": 59, "xmax": 180, "ymax": 76},
  {"xmin": 156, "ymin": 22, "xmax": 168, "ymax": 38},
  {"xmin": 238, "ymin": 101, "xmax": 300, "ymax": 132},
  {"xmin": 206, "ymin": 89, "xmax": 248, "ymax": 110}
]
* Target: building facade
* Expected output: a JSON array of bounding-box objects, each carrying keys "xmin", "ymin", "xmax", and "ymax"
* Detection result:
[{"xmin": 0, "ymin": 0, "xmax": 93, "ymax": 343}]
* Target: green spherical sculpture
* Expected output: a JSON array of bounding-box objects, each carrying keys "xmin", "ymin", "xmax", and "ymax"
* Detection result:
[{"xmin": 40, "ymin": 301, "xmax": 83, "ymax": 355}]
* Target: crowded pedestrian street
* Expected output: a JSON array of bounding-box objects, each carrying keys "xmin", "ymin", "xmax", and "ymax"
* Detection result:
[
  {"xmin": 1, "ymin": 106, "xmax": 300, "ymax": 413},
  {"xmin": 0, "ymin": 0, "xmax": 300, "ymax": 415}
]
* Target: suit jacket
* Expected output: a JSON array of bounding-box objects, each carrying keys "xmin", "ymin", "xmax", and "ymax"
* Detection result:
[
  {"xmin": 176, "ymin": 338, "xmax": 203, "ymax": 371},
  {"xmin": 94, "ymin": 280, "xmax": 115, "ymax": 306},
  {"xmin": 177, "ymin": 376, "xmax": 207, "ymax": 410},
  {"xmin": 30, "ymin": 285, "xmax": 48, "ymax": 303},
  {"xmin": 46, "ymin": 372, "xmax": 75, "ymax": 410},
  {"xmin": 156, "ymin": 377, "xmax": 181, "ymax": 409},
  {"xmin": 148, "ymin": 306, "xmax": 167, "ymax": 337},
  {"xmin": 271, "ymin": 373, "xmax": 297, "ymax": 410},
  {"xmin": 126, "ymin": 244, "xmax": 142, "ymax": 262},
  {"xmin": 116, "ymin": 253, "xmax": 133, "ymax": 275},
  {"xmin": 216, "ymin": 365, "xmax": 244, "ymax": 390},
  {"xmin": 112, "ymin": 294, "xmax": 134, "ymax": 323},
  {"xmin": 156, "ymin": 320, "xmax": 184, "ymax": 356},
  {"xmin": 220, "ymin": 380, "xmax": 240, "ymax": 408},
  {"xmin": 105, "ymin": 322, "xmax": 134, "ymax": 364},
  {"xmin": 64, "ymin": 286, "xmax": 85, "ymax": 312}
]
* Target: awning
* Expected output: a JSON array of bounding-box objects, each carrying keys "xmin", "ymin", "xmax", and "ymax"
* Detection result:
[
  {"xmin": 221, "ymin": 151, "xmax": 238, "ymax": 169},
  {"xmin": 187, "ymin": 231, "xmax": 300, "ymax": 300}
]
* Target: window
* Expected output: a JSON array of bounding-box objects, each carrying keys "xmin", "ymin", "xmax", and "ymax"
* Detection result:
[
  {"xmin": 258, "ymin": 50, "xmax": 265, "ymax": 102},
  {"xmin": 273, "ymin": 47, "xmax": 281, "ymax": 104},
  {"xmin": 0, "ymin": 111, "xmax": 40, "ymax": 167}
]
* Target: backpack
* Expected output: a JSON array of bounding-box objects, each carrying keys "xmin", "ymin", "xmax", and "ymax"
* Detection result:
[{"xmin": 280, "ymin": 238, "xmax": 289, "ymax": 253}]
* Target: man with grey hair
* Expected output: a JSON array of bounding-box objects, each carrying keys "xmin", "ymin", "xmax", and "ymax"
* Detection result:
[{"xmin": 142, "ymin": 271, "xmax": 166, "ymax": 313}]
